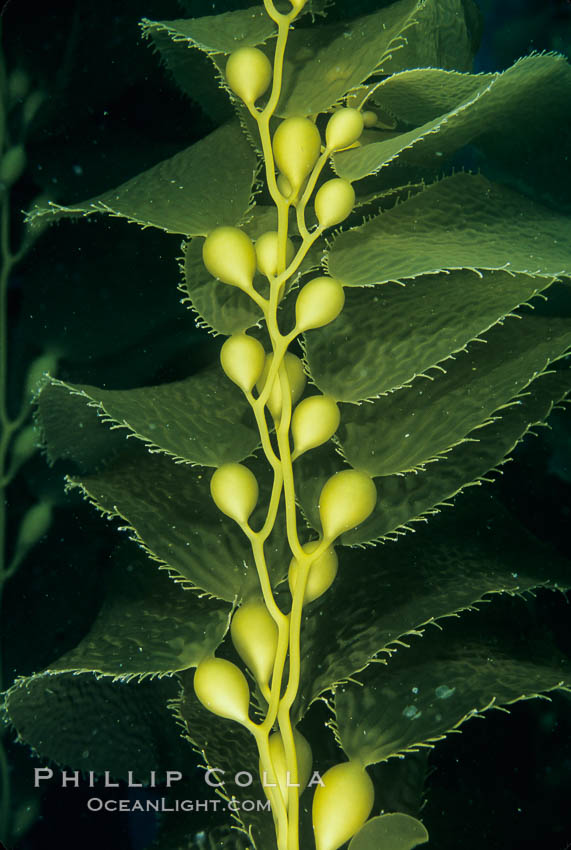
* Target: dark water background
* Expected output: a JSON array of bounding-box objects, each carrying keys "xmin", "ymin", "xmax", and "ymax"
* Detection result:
[{"xmin": 1, "ymin": 0, "xmax": 570, "ymax": 848}]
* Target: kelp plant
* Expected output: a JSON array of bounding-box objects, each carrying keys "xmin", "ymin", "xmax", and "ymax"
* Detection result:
[
  {"xmin": 0, "ymin": 26, "xmax": 54, "ymax": 844},
  {"xmin": 3, "ymin": 0, "xmax": 571, "ymax": 849}
]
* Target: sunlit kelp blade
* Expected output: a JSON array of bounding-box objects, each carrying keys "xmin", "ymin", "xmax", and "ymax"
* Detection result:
[
  {"xmin": 141, "ymin": 1, "xmax": 326, "ymax": 126},
  {"xmin": 4, "ymin": 674, "xmax": 182, "ymax": 779},
  {"xmin": 304, "ymin": 271, "xmax": 554, "ymax": 403},
  {"xmin": 334, "ymin": 55, "xmax": 571, "ymax": 181},
  {"xmin": 336, "ymin": 74, "xmax": 490, "ymax": 181},
  {"xmin": 279, "ymin": 0, "xmax": 419, "ymax": 116},
  {"xmin": 42, "ymin": 367, "xmax": 260, "ymax": 468},
  {"xmin": 141, "ymin": 7, "xmax": 276, "ymax": 55},
  {"xmin": 348, "ymin": 813, "xmax": 429, "ymax": 850},
  {"xmin": 37, "ymin": 380, "xmax": 128, "ymax": 471},
  {"xmin": 26, "ymin": 122, "xmax": 257, "ymax": 236},
  {"xmin": 370, "ymin": 68, "xmax": 493, "ymax": 125},
  {"xmin": 334, "ymin": 595, "xmax": 571, "ymax": 766},
  {"xmin": 327, "ymin": 173, "xmax": 570, "ymax": 286},
  {"xmin": 295, "ymin": 371, "xmax": 571, "ymax": 545},
  {"xmin": 47, "ymin": 557, "xmax": 229, "ymax": 678},
  {"xmin": 144, "ymin": 0, "xmax": 422, "ymax": 120},
  {"xmin": 143, "ymin": 0, "xmax": 476, "ymax": 119},
  {"xmin": 68, "ymin": 447, "xmax": 288, "ymax": 602},
  {"xmin": 143, "ymin": 0, "xmax": 329, "ymax": 57},
  {"xmin": 295, "ymin": 491, "xmax": 571, "ymax": 716},
  {"xmin": 36, "ymin": 359, "xmax": 282, "ymax": 605},
  {"xmin": 356, "ymin": 375, "xmax": 570, "ymax": 546},
  {"xmin": 278, "ymin": 0, "xmax": 477, "ymax": 118},
  {"xmin": 338, "ymin": 314, "xmax": 571, "ymax": 476},
  {"xmin": 373, "ymin": 52, "xmax": 569, "ymax": 127},
  {"xmin": 379, "ymin": 0, "xmax": 481, "ymax": 74}
]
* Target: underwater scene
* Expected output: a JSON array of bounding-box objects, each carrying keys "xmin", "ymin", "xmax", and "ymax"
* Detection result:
[{"xmin": 1, "ymin": 0, "xmax": 571, "ymax": 848}]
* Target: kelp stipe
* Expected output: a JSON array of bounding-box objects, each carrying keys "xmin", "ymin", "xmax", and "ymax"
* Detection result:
[{"xmin": 3, "ymin": 1, "xmax": 571, "ymax": 849}]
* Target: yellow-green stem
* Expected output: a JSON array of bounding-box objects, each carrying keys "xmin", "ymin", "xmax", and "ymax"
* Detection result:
[
  {"xmin": 296, "ymin": 150, "xmax": 330, "ymax": 240},
  {"xmin": 224, "ymin": 5, "xmax": 333, "ymax": 848},
  {"xmin": 251, "ymin": 723, "xmax": 289, "ymax": 850},
  {"xmin": 246, "ymin": 389, "xmax": 280, "ymax": 472},
  {"xmin": 256, "ymin": 15, "xmax": 290, "ymax": 205}
]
